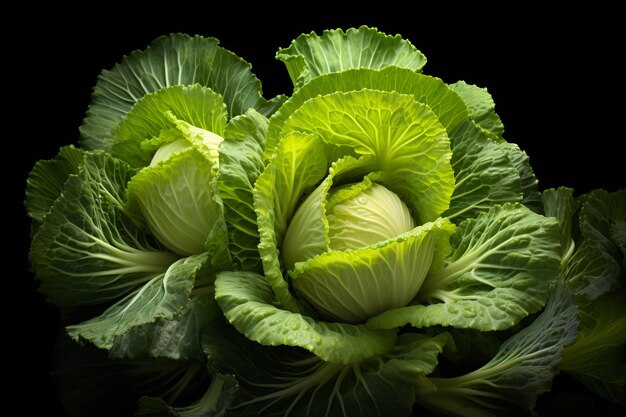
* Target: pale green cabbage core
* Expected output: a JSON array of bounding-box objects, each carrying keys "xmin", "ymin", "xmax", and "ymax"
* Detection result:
[
  {"xmin": 150, "ymin": 138, "xmax": 191, "ymax": 167},
  {"xmin": 282, "ymin": 181, "xmax": 416, "ymax": 272},
  {"xmin": 327, "ymin": 183, "xmax": 416, "ymax": 251},
  {"xmin": 282, "ymin": 183, "xmax": 327, "ymax": 272},
  {"xmin": 283, "ymin": 181, "xmax": 436, "ymax": 323},
  {"xmin": 129, "ymin": 131, "xmax": 224, "ymax": 256}
]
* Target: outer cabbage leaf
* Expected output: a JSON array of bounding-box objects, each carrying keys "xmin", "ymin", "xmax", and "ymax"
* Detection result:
[
  {"xmin": 276, "ymin": 26, "xmax": 426, "ymax": 89},
  {"xmin": 214, "ymin": 270, "xmax": 396, "ymax": 365},
  {"xmin": 367, "ymin": 203, "xmax": 561, "ymax": 331},
  {"xmin": 137, "ymin": 374, "xmax": 238, "ymax": 417},
  {"xmin": 218, "ymin": 110, "xmax": 268, "ymax": 272},
  {"xmin": 203, "ymin": 320, "xmax": 448, "ymax": 417},
  {"xmin": 499, "ymin": 142, "xmax": 542, "ymax": 213},
  {"xmin": 443, "ymin": 120, "xmax": 522, "ymax": 221},
  {"xmin": 415, "ymin": 283, "xmax": 578, "ymax": 417},
  {"xmin": 265, "ymin": 67, "xmax": 468, "ymax": 159},
  {"xmin": 556, "ymin": 189, "xmax": 626, "ymax": 405},
  {"xmin": 29, "ymin": 151, "xmax": 177, "ymax": 307},
  {"xmin": 80, "ymin": 33, "xmax": 276, "ymax": 149},
  {"xmin": 432, "ymin": 327, "xmax": 502, "ymax": 369},
  {"xmin": 224, "ymin": 107, "xmax": 268, "ymax": 146},
  {"xmin": 67, "ymin": 253, "xmax": 208, "ymax": 350},
  {"xmin": 25, "ymin": 145, "xmax": 84, "ymax": 234},
  {"xmin": 564, "ymin": 189, "xmax": 626, "ymax": 299},
  {"xmin": 281, "ymin": 89, "xmax": 454, "ymax": 224},
  {"xmin": 54, "ymin": 336, "xmax": 210, "ymax": 417},
  {"xmin": 542, "ymin": 187, "xmax": 577, "ymax": 262},
  {"xmin": 561, "ymin": 291, "xmax": 626, "ymax": 406},
  {"xmin": 110, "ymin": 293, "xmax": 221, "ymax": 361},
  {"xmin": 612, "ymin": 220, "xmax": 626, "ymax": 259},
  {"xmin": 449, "ymin": 81, "xmax": 504, "ymax": 139}
]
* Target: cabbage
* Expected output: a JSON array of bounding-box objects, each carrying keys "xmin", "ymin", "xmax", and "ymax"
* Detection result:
[{"xmin": 24, "ymin": 28, "xmax": 625, "ymax": 417}]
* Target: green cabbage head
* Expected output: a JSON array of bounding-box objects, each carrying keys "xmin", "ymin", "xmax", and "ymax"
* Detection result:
[
  {"xmin": 214, "ymin": 27, "xmax": 563, "ymax": 368},
  {"xmin": 25, "ymin": 28, "xmax": 601, "ymax": 417}
]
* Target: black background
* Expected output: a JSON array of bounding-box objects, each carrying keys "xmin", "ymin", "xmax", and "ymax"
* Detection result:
[{"xmin": 9, "ymin": 7, "xmax": 624, "ymax": 416}]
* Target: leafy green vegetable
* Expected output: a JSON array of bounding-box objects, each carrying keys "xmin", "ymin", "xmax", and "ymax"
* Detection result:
[
  {"xmin": 280, "ymin": 88, "xmax": 454, "ymax": 224},
  {"xmin": 448, "ymin": 81, "xmax": 504, "ymax": 139},
  {"xmin": 67, "ymin": 253, "xmax": 208, "ymax": 350},
  {"xmin": 291, "ymin": 217, "xmax": 455, "ymax": 323},
  {"xmin": 80, "ymin": 33, "xmax": 281, "ymax": 150},
  {"xmin": 561, "ymin": 291, "xmax": 626, "ymax": 406},
  {"xmin": 276, "ymin": 26, "xmax": 427, "ymax": 88},
  {"xmin": 415, "ymin": 283, "xmax": 579, "ymax": 417},
  {"xmin": 214, "ymin": 270, "xmax": 397, "ymax": 364},
  {"xmin": 137, "ymin": 373, "xmax": 238, "ymax": 417},
  {"xmin": 443, "ymin": 120, "xmax": 522, "ymax": 221},
  {"xmin": 24, "ymin": 26, "xmax": 625, "ymax": 417},
  {"xmin": 28, "ymin": 150, "xmax": 178, "ymax": 307},
  {"xmin": 563, "ymin": 189, "xmax": 625, "ymax": 299},
  {"xmin": 25, "ymin": 145, "xmax": 84, "ymax": 234},
  {"xmin": 550, "ymin": 188, "xmax": 626, "ymax": 405},
  {"xmin": 368, "ymin": 203, "xmax": 561, "ymax": 331},
  {"xmin": 202, "ymin": 320, "xmax": 449, "ymax": 417}
]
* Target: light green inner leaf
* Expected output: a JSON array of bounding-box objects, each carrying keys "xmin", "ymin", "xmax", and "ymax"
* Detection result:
[
  {"xmin": 291, "ymin": 218, "xmax": 455, "ymax": 323},
  {"xmin": 281, "ymin": 89, "xmax": 454, "ymax": 224},
  {"xmin": 108, "ymin": 84, "xmax": 227, "ymax": 167},
  {"xmin": 265, "ymin": 67, "xmax": 468, "ymax": 160},
  {"xmin": 254, "ymin": 131, "xmax": 332, "ymax": 312},
  {"xmin": 281, "ymin": 154, "xmax": 379, "ymax": 273},
  {"xmin": 325, "ymin": 180, "xmax": 416, "ymax": 251}
]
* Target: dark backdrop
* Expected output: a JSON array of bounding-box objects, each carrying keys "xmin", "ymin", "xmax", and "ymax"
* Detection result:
[{"xmin": 9, "ymin": 7, "xmax": 623, "ymax": 416}]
